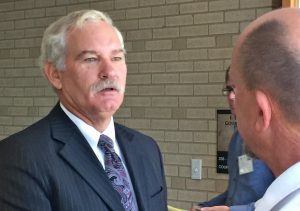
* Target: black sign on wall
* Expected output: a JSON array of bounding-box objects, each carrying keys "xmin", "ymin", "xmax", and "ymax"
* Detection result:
[{"xmin": 217, "ymin": 109, "xmax": 236, "ymax": 174}]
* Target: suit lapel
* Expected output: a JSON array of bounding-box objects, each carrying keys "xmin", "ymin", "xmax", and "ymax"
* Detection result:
[
  {"xmin": 115, "ymin": 124, "xmax": 150, "ymax": 211},
  {"xmin": 49, "ymin": 105, "xmax": 124, "ymax": 211}
]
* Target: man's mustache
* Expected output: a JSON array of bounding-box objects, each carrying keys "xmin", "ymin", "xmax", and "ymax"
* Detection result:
[{"xmin": 90, "ymin": 80, "xmax": 125, "ymax": 93}]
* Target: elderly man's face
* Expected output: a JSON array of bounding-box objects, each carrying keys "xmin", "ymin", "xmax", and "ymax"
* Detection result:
[{"xmin": 57, "ymin": 21, "xmax": 127, "ymax": 122}]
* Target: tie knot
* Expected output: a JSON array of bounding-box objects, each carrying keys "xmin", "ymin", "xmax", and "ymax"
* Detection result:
[{"xmin": 98, "ymin": 134, "xmax": 114, "ymax": 151}]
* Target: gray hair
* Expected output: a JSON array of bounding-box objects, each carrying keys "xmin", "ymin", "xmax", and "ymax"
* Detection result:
[
  {"xmin": 39, "ymin": 10, "xmax": 124, "ymax": 71},
  {"xmin": 239, "ymin": 20, "xmax": 300, "ymax": 122}
]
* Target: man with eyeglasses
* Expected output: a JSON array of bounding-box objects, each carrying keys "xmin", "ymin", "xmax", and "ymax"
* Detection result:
[{"xmin": 190, "ymin": 66, "xmax": 274, "ymax": 211}]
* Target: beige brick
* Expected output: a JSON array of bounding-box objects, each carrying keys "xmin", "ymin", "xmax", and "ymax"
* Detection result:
[
  {"xmin": 13, "ymin": 116, "xmax": 35, "ymax": 126},
  {"xmin": 15, "ymin": 58, "xmax": 36, "ymax": 67},
  {"xmin": 179, "ymin": 143, "xmax": 208, "ymax": 155},
  {"xmin": 209, "ymin": 23, "xmax": 239, "ymax": 35},
  {"xmin": 257, "ymin": 7, "xmax": 273, "ymax": 18},
  {"xmin": 180, "ymin": 73, "xmax": 208, "ymax": 84},
  {"xmin": 152, "ymin": 5, "xmax": 179, "ymax": 17},
  {"xmin": 115, "ymin": 20, "xmax": 138, "ymax": 30},
  {"xmin": 46, "ymin": 6, "xmax": 66, "ymax": 17},
  {"xmin": 139, "ymin": 130, "xmax": 165, "ymax": 141},
  {"xmin": 25, "ymin": 8, "xmax": 45, "ymax": 18},
  {"xmin": 179, "ymin": 49, "xmax": 207, "ymax": 60},
  {"xmin": 166, "ymin": 62, "xmax": 193, "ymax": 72},
  {"xmin": 15, "ymin": 78, "xmax": 34, "ymax": 87},
  {"xmin": 10, "ymin": 49, "xmax": 29, "ymax": 58},
  {"xmin": 126, "ymin": 29, "xmax": 152, "ymax": 40},
  {"xmin": 166, "ymin": 85, "xmax": 193, "ymax": 96},
  {"xmin": 15, "ymin": 38, "xmax": 40, "ymax": 48},
  {"xmin": 0, "ymin": 2, "xmax": 14, "ymax": 12},
  {"xmin": 186, "ymin": 108, "xmax": 215, "ymax": 119},
  {"xmin": 91, "ymin": 1, "xmax": 114, "ymax": 11},
  {"xmin": 207, "ymin": 167, "xmax": 228, "ymax": 180},
  {"xmin": 126, "ymin": 8, "xmax": 151, "ymax": 19},
  {"xmin": 0, "ymin": 11, "xmax": 24, "ymax": 21},
  {"xmin": 166, "ymin": 15, "xmax": 193, "ymax": 26},
  {"xmin": 139, "ymin": 62, "xmax": 165, "ymax": 73},
  {"xmin": 240, "ymin": 21, "xmax": 251, "ymax": 33},
  {"xmin": 153, "ymin": 28, "xmax": 179, "ymax": 39},
  {"xmin": 178, "ymin": 190, "xmax": 206, "ymax": 202},
  {"xmin": 127, "ymin": 64, "xmax": 139, "ymax": 73},
  {"xmin": 127, "ymin": 74, "xmax": 151, "ymax": 85},
  {"xmin": 194, "ymin": 12, "xmax": 223, "ymax": 24},
  {"xmin": 4, "ymin": 88, "xmax": 24, "ymax": 97},
  {"xmin": 194, "ymin": 132, "xmax": 217, "ymax": 143},
  {"xmin": 165, "ymin": 165, "xmax": 179, "ymax": 176},
  {"xmin": 172, "ymin": 177, "xmax": 186, "ymax": 189},
  {"xmin": 152, "ymin": 73, "xmax": 179, "ymax": 84},
  {"xmin": 140, "ymin": 0, "xmax": 164, "ymax": 6},
  {"xmin": 208, "ymin": 48, "xmax": 233, "ymax": 59},
  {"xmin": 194, "ymin": 60, "xmax": 223, "ymax": 72},
  {"xmin": 139, "ymin": 85, "xmax": 165, "ymax": 95},
  {"xmin": 152, "ymin": 51, "xmax": 179, "ymax": 62},
  {"xmin": 145, "ymin": 40, "xmax": 172, "ymax": 51},
  {"xmin": 0, "ymin": 97, "xmax": 13, "ymax": 106},
  {"xmin": 209, "ymin": 72, "xmax": 225, "ymax": 83},
  {"xmin": 67, "ymin": 4, "xmax": 90, "ymax": 13},
  {"xmin": 240, "ymin": 0, "xmax": 272, "ymax": 9},
  {"xmin": 194, "ymin": 84, "xmax": 223, "ymax": 96},
  {"xmin": 208, "ymin": 96, "xmax": 228, "ymax": 108},
  {"xmin": 35, "ymin": 0, "xmax": 55, "ymax": 7},
  {"xmin": 125, "ymin": 97, "xmax": 151, "ymax": 106},
  {"xmin": 180, "ymin": 2, "xmax": 208, "ymax": 14},
  {"xmin": 0, "ymin": 59, "xmax": 14, "ymax": 68},
  {"xmin": 38, "ymin": 107, "xmax": 53, "ymax": 116},
  {"xmin": 225, "ymin": 9, "xmax": 256, "ymax": 22},
  {"xmin": 159, "ymin": 142, "xmax": 179, "ymax": 153},
  {"xmin": 179, "ymin": 97, "xmax": 208, "ymax": 108},
  {"xmin": 0, "ymin": 117, "xmax": 13, "ymax": 126},
  {"xmin": 13, "ymin": 98, "xmax": 33, "ymax": 106},
  {"xmin": 4, "ymin": 68, "xmax": 24, "ymax": 77},
  {"xmin": 131, "ymin": 41, "xmax": 145, "ymax": 51},
  {"xmin": 145, "ymin": 108, "xmax": 172, "ymax": 118},
  {"xmin": 166, "ymin": 0, "xmax": 194, "ymax": 3},
  {"xmin": 15, "ymin": 19, "xmax": 34, "ymax": 29},
  {"xmin": 208, "ymin": 144, "xmax": 216, "ymax": 155},
  {"xmin": 115, "ymin": 108, "xmax": 131, "ymax": 118},
  {"xmin": 186, "ymin": 179, "xmax": 215, "ymax": 191},
  {"xmin": 209, "ymin": 0, "xmax": 239, "ymax": 11},
  {"xmin": 179, "ymin": 166, "xmax": 191, "ymax": 178},
  {"xmin": 107, "ymin": 10, "xmax": 126, "ymax": 20},
  {"xmin": 165, "ymin": 131, "xmax": 193, "ymax": 142},
  {"xmin": 0, "ymin": 21, "xmax": 14, "ymax": 30},
  {"xmin": 187, "ymin": 37, "xmax": 215, "ymax": 48},
  {"xmin": 179, "ymin": 120, "xmax": 207, "ymax": 131},
  {"xmin": 164, "ymin": 154, "xmax": 191, "ymax": 165},
  {"xmin": 125, "ymin": 85, "xmax": 139, "ymax": 96},
  {"xmin": 151, "ymin": 119, "xmax": 178, "ymax": 130},
  {"xmin": 131, "ymin": 107, "xmax": 145, "ymax": 118},
  {"xmin": 216, "ymin": 34, "xmax": 233, "ymax": 48},
  {"xmin": 180, "ymin": 25, "xmax": 208, "ymax": 37},
  {"xmin": 172, "ymin": 108, "xmax": 186, "ymax": 119},
  {"xmin": 124, "ymin": 119, "xmax": 150, "ymax": 129},
  {"xmin": 8, "ymin": 107, "xmax": 28, "ymax": 116},
  {"xmin": 208, "ymin": 120, "xmax": 217, "ymax": 132},
  {"xmin": 173, "ymin": 38, "xmax": 187, "ymax": 50},
  {"xmin": 24, "ymin": 88, "xmax": 44, "ymax": 97},
  {"xmin": 126, "ymin": 52, "xmax": 151, "ymax": 63},
  {"xmin": 34, "ymin": 97, "xmax": 56, "ymax": 106},
  {"xmin": 215, "ymin": 179, "xmax": 228, "ymax": 193},
  {"xmin": 202, "ymin": 155, "xmax": 216, "ymax": 167},
  {"xmin": 0, "ymin": 40, "xmax": 14, "ymax": 49},
  {"xmin": 168, "ymin": 189, "xmax": 178, "ymax": 200}
]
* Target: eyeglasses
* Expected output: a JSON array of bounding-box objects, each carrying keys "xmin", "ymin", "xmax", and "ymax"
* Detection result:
[{"xmin": 222, "ymin": 85, "xmax": 235, "ymax": 96}]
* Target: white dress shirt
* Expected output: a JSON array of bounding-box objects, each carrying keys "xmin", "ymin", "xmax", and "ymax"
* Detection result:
[
  {"xmin": 255, "ymin": 162, "xmax": 300, "ymax": 211},
  {"xmin": 60, "ymin": 103, "xmax": 138, "ymax": 208}
]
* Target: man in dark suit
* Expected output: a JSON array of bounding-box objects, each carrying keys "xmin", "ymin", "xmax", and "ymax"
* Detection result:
[{"xmin": 0, "ymin": 10, "xmax": 167, "ymax": 211}]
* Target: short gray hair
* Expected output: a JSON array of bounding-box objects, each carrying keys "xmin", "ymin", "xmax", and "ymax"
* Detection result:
[
  {"xmin": 39, "ymin": 10, "xmax": 124, "ymax": 71},
  {"xmin": 239, "ymin": 20, "xmax": 300, "ymax": 122}
]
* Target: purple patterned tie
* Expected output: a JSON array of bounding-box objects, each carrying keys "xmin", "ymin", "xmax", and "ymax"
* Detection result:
[{"xmin": 98, "ymin": 134, "xmax": 136, "ymax": 211}]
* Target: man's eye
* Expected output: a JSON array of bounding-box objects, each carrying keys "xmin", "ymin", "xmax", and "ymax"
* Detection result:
[
  {"xmin": 112, "ymin": 56, "xmax": 123, "ymax": 61},
  {"xmin": 84, "ymin": 57, "xmax": 98, "ymax": 62}
]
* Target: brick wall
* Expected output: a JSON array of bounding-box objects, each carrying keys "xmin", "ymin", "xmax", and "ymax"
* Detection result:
[{"xmin": 0, "ymin": 0, "xmax": 280, "ymax": 209}]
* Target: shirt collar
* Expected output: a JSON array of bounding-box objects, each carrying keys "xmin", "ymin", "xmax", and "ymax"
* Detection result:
[{"xmin": 60, "ymin": 103, "xmax": 116, "ymax": 145}]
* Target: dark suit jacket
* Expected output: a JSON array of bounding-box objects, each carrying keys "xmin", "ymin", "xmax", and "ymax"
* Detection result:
[{"xmin": 0, "ymin": 104, "xmax": 167, "ymax": 211}]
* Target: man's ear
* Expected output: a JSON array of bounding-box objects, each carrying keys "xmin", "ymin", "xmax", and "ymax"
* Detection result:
[
  {"xmin": 43, "ymin": 62, "xmax": 63, "ymax": 90},
  {"xmin": 255, "ymin": 90, "xmax": 271, "ymax": 131}
]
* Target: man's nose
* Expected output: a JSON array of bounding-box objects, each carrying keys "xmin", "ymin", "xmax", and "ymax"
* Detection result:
[{"xmin": 99, "ymin": 58, "xmax": 116, "ymax": 79}]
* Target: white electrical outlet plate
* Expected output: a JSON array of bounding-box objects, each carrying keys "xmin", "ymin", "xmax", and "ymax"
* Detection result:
[{"xmin": 191, "ymin": 159, "xmax": 202, "ymax": 180}]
